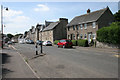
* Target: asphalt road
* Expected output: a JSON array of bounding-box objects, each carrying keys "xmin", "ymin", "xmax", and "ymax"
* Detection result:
[{"xmin": 13, "ymin": 43, "xmax": 118, "ymax": 78}]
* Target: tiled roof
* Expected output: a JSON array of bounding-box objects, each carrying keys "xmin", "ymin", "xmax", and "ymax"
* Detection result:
[
  {"xmin": 67, "ymin": 7, "xmax": 109, "ymax": 26},
  {"xmin": 43, "ymin": 22, "xmax": 59, "ymax": 31}
]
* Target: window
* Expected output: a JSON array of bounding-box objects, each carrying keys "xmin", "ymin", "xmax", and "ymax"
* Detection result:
[
  {"xmin": 76, "ymin": 25, "xmax": 79, "ymax": 30},
  {"xmin": 92, "ymin": 33, "xmax": 96, "ymax": 40},
  {"xmin": 73, "ymin": 26, "xmax": 75, "ymax": 30},
  {"xmin": 68, "ymin": 35, "xmax": 70, "ymax": 39},
  {"xmin": 73, "ymin": 34, "xmax": 75, "ymax": 40},
  {"xmin": 68, "ymin": 27, "xmax": 70, "ymax": 31},
  {"xmin": 84, "ymin": 23, "xmax": 87, "ymax": 29},
  {"xmin": 80, "ymin": 24, "xmax": 83, "ymax": 29},
  {"xmin": 92, "ymin": 22, "xmax": 96, "ymax": 28},
  {"xmin": 80, "ymin": 34, "xmax": 83, "ymax": 39},
  {"xmin": 84, "ymin": 34, "xmax": 87, "ymax": 39},
  {"xmin": 77, "ymin": 34, "xmax": 79, "ymax": 40}
]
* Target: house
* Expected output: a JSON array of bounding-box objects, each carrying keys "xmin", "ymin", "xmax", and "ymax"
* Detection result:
[
  {"xmin": 67, "ymin": 7, "xmax": 114, "ymax": 43},
  {"xmin": 26, "ymin": 26, "xmax": 36, "ymax": 42},
  {"xmin": 41, "ymin": 18, "xmax": 68, "ymax": 43}
]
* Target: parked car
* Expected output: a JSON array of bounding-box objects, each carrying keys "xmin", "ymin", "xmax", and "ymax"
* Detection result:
[
  {"xmin": 26, "ymin": 40, "xmax": 34, "ymax": 44},
  {"xmin": 36, "ymin": 40, "xmax": 43, "ymax": 45},
  {"xmin": 57, "ymin": 39, "xmax": 73, "ymax": 48},
  {"xmin": 19, "ymin": 40, "xmax": 24, "ymax": 44},
  {"xmin": 43, "ymin": 41, "xmax": 52, "ymax": 46},
  {"xmin": 7, "ymin": 41, "xmax": 12, "ymax": 45}
]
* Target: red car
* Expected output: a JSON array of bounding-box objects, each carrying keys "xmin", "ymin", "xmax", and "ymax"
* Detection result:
[{"xmin": 57, "ymin": 39, "xmax": 73, "ymax": 48}]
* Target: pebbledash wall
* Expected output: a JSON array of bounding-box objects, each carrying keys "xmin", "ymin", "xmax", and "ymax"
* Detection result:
[{"xmin": 96, "ymin": 41, "xmax": 119, "ymax": 49}]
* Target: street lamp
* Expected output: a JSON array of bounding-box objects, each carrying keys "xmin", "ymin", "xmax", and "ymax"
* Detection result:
[{"xmin": 1, "ymin": 5, "xmax": 8, "ymax": 48}]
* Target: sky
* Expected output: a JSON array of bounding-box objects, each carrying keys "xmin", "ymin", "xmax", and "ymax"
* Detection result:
[{"xmin": 0, "ymin": 2, "xmax": 119, "ymax": 35}]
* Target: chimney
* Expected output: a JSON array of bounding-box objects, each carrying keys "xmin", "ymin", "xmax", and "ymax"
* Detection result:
[
  {"xmin": 59, "ymin": 18, "xmax": 68, "ymax": 22},
  {"xmin": 87, "ymin": 9, "xmax": 91, "ymax": 13}
]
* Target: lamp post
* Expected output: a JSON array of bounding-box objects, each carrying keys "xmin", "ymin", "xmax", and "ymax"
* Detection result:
[{"xmin": 1, "ymin": 5, "xmax": 8, "ymax": 49}]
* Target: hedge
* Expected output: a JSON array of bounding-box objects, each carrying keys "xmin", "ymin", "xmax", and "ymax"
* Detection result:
[
  {"xmin": 77, "ymin": 39, "xmax": 88, "ymax": 47},
  {"xmin": 54, "ymin": 40, "xmax": 60, "ymax": 44},
  {"xmin": 71, "ymin": 40, "xmax": 77, "ymax": 46},
  {"xmin": 97, "ymin": 22, "xmax": 120, "ymax": 45}
]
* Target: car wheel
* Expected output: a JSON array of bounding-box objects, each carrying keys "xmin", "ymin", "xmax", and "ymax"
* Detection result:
[{"xmin": 63, "ymin": 45, "xmax": 65, "ymax": 48}]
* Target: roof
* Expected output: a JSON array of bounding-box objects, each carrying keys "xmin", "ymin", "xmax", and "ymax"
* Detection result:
[
  {"xmin": 67, "ymin": 7, "xmax": 109, "ymax": 26},
  {"xmin": 43, "ymin": 22, "xmax": 59, "ymax": 31}
]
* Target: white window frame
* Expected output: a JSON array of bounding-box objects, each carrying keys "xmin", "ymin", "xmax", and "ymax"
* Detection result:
[
  {"xmin": 92, "ymin": 22, "xmax": 96, "ymax": 28},
  {"xmin": 84, "ymin": 34, "xmax": 87, "ymax": 39},
  {"xmin": 80, "ymin": 24, "xmax": 83, "ymax": 29},
  {"xmin": 80, "ymin": 34, "xmax": 83, "ymax": 39},
  {"xmin": 84, "ymin": 23, "xmax": 87, "ymax": 29},
  {"xmin": 92, "ymin": 33, "xmax": 96, "ymax": 40}
]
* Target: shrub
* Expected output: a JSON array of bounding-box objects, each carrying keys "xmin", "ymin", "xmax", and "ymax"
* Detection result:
[
  {"xmin": 77, "ymin": 39, "xmax": 88, "ymax": 47},
  {"xmin": 71, "ymin": 40, "xmax": 77, "ymax": 46},
  {"xmin": 97, "ymin": 22, "xmax": 120, "ymax": 45},
  {"xmin": 54, "ymin": 40, "xmax": 60, "ymax": 45}
]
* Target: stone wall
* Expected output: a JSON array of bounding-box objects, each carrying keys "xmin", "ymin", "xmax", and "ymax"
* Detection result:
[{"xmin": 96, "ymin": 41, "xmax": 119, "ymax": 49}]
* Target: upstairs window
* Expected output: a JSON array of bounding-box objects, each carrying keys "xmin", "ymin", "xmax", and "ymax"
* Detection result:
[
  {"xmin": 80, "ymin": 24, "xmax": 83, "ymax": 29},
  {"xmin": 92, "ymin": 22, "xmax": 96, "ymax": 28},
  {"xmin": 76, "ymin": 25, "xmax": 79, "ymax": 30},
  {"xmin": 68, "ymin": 27, "xmax": 70, "ymax": 31},
  {"xmin": 73, "ymin": 25, "xmax": 75, "ymax": 30},
  {"xmin": 84, "ymin": 23, "xmax": 87, "ymax": 29}
]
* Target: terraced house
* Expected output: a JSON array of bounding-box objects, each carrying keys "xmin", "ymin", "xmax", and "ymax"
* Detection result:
[
  {"xmin": 67, "ymin": 7, "xmax": 114, "ymax": 43},
  {"xmin": 42, "ymin": 18, "xmax": 68, "ymax": 43}
]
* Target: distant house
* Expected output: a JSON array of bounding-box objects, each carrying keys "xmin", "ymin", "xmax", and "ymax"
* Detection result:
[
  {"xmin": 26, "ymin": 26, "xmax": 36, "ymax": 42},
  {"xmin": 41, "ymin": 18, "xmax": 68, "ymax": 43},
  {"xmin": 67, "ymin": 7, "xmax": 114, "ymax": 43}
]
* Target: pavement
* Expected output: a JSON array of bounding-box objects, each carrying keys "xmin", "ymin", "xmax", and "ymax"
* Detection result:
[{"xmin": 1, "ymin": 45, "xmax": 37, "ymax": 78}]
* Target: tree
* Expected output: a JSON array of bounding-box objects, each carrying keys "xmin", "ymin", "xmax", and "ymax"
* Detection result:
[
  {"xmin": 7, "ymin": 34, "xmax": 14, "ymax": 39},
  {"xmin": 14, "ymin": 33, "xmax": 23, "ymax": 37},
  {"xmin": 114, "ymin": 10, "xmax": 120, "ymax": 22}
]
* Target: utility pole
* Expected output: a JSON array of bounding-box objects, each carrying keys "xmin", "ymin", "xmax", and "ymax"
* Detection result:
[{"xmin": 1, "ymin": 5, "xmax": 8, "ymax": 49}]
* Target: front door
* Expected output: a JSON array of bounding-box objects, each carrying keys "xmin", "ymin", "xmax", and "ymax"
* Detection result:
[
  {"xmin": 70, "ymin": 34, "xmax": 73, "ymax": 40},
  {"xmin": 88, "ymin": 32, "xmax": 92, "ymax": 43}
]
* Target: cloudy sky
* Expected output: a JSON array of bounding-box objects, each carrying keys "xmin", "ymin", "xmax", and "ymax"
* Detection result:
[{"xmin": 0, "ymin": 1, "xmax": 119, "ymax": 35}]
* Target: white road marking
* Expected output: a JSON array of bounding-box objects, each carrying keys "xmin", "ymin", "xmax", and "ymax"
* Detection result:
[{"xmin": 10, "ymin": 45, "xmax": 40, "ymax": 78}]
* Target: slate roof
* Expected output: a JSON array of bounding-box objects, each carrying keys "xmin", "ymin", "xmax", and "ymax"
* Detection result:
[
  {"xmin": 67, "ymin": 7, "xmax": 109, "ymax": 26},
  {"xmin": 43, "ymin": 22, "xmax": 59, "ymax": 31}
]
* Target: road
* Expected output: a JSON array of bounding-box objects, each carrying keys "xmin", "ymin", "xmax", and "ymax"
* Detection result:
[{"xmin": 12, "ymin": 43, "xmax": 118, "ymax": 78}]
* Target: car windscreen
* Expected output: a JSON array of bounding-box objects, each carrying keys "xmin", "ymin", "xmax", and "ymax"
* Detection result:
[{"xmin": 66, "ymin": 40, "xmax": 71, "ymax": 42}]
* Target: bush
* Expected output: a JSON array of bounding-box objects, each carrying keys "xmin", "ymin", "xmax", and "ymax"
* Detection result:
[
  {"xmin": 54, "ymin": 40, "xmax": 60, "ymax": 45},
  {"xmin": 97, "ymin": 22, "xmax": 120, "ymax": 45},
  {"xmin": 77, "ymin": 39, "xmax": 88, "ymax": 47},
  {"xmin": 71, "ymin": 40, "xmax": 77, "ymax": 46}
]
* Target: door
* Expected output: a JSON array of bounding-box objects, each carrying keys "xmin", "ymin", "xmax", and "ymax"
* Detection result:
[{"xmin": 88, "ymin": 33, "xmax": 92, "ymax": 43}]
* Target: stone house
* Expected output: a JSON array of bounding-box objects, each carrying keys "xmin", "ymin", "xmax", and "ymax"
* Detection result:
[
  {"xmin": 26, "ymin": 26, "xmax": 36, "ymax": 42},
  {"xmin": 67, "ymin": 7, "xmax": 114, "ymax": 43},
  {"xmin": 41, "ymin": 18, "xmax": 68, "ymax": 43}
]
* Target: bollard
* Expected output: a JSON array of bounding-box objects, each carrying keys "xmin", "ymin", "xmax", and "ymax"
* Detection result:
[
  {"xmin": 35, "ymin": 44, "xmax": 38, "ymax": 55},
  {"xmin": 40, "ymin": 43, "xmax": 43, "ymax": 53}
]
